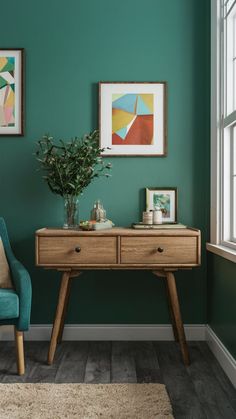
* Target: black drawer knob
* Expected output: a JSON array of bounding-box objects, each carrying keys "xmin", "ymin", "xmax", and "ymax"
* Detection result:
[
  {"xmin": 157, "ymin": 247, "xmax": 164, "ymax": 253},
  {"xmin": 75, "ymin": 246, "xmax": 81, "ymax": 253}
]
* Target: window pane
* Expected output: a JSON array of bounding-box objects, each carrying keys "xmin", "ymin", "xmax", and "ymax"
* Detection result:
[
  {"xmin": 225, "ymin": 4, "xmax": 236, "ymax": 115},
  {"xmin": 225, "ymin": 0, "xmax": 236, "ymax": 18},
  {"xmin": 233, "ymin": 176, "xmax": 236, "ymax": 240},
  {"xmin": 223, "ymin": 127, "xmax": 231, "ymax": 241},
  {"xmin": 232, "ymin": 126, "xmax": 236, "ymax": 240},
  {"xmin": 234, "ymin": 126, "xmax": 236, "ymax": 175},
  {"xmin": 234, "ymin": 15, "xmax": 236, "ymax": 57},
  {"xmin": 234, "ymin": 16, "xmax": 236, "ymax": 111}
]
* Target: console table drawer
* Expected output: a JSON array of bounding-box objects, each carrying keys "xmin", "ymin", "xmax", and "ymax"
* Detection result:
[
  {"xmin": 121, "ymin": 237, "xmax": 197, "ymax": 264},
  {"xmin": 37, "ymin": 236, "xmax": 117, "ymax": 265}
]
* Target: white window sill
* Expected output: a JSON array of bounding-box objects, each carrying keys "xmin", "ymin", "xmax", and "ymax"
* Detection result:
[{"xmin": 206, "ymin": 243, "xmax": 236, "ymax": 264}]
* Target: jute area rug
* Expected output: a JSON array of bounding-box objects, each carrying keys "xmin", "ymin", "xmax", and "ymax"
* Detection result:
[{"xmin": 0, "ymin": 383, "xmax": 173, "ymax": 419}]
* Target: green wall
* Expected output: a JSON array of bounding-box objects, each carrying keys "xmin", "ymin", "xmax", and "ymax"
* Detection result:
[
  {"xmin": 208, "ymin": 254, "xmax": 236, "ymax": 359},
  {"xmin": 0, "ymin": 0, "xmax": 210, "ymax": 324}
]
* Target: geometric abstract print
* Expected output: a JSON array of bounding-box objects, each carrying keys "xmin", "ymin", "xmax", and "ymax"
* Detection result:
[
  {"xmin": 0, "ymin": 57, "xmax": 15, "ymax": 127},
  {"xmin": 112, "ymin": 93, "xmax": 153, "ymax": 145}
]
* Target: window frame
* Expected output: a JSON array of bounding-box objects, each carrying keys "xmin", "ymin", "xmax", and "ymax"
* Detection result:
[{"xmin": 207, "ymin": 0, "xmax": 236, "ymax": 263}]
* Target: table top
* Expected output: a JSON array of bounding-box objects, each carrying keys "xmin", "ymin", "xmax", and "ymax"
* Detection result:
[{"xmin": 36, "ymin": 226, "xmax": 200, "ymax": 237}]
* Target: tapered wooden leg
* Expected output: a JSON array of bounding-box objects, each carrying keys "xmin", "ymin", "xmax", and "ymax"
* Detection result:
[
  {"xmin": 153, "ymin": 270, "xmax": 179, "ymax": 342},
  {"xmin": 57, "ymin": 277, "xmax": 72, "ymax": 344},
  {"xmin": 14, "ymin": 328, "xmax": 25, "ymax": 375},
  {"xmin": 165, "ymin": 281, "xmax": 179, "ymax": 342},
  {"xmin": 47, "ymin": 272, "xmax": 70, "ymax": 365},
  {"xmin": 166, "ymin": 272, "xmax": 190, "ymax": 366}
]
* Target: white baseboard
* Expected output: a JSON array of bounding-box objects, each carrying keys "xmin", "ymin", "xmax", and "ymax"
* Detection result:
[
  {"xmin": 206, "ymin": 325, "xmax": 236, "ymax": 388},
  {"xmin": 0, "ymin": 324, "xmax": 206, "ymax": 341}
]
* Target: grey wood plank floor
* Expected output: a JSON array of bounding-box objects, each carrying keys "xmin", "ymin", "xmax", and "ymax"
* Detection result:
[{"xmin": 0, "ymin": 341, "xmax": 236, "ymax": 419}]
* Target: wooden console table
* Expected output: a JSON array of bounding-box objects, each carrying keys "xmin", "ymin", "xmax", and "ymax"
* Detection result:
[{"xmin": 35, "ymin": 227, "xmax": 201, "ymax": 366}]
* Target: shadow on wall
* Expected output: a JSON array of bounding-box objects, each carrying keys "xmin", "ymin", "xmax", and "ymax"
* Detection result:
[{"xmin": 91, "ymin": 82, "xmax": 99, "ymax": 127}]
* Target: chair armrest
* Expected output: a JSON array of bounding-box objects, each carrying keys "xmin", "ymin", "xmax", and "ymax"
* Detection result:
[{"xmin": 9, "ymin": 257, "xmax": 32, "ymax": 331}]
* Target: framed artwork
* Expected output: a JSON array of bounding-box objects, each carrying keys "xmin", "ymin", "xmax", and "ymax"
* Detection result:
[
  {"xmin": 99, "ymin": 82, "xmax": 167, "ymax": 156},
  {"xmin": 146, "ymin": 187, "xmax": 177, "ymax": 223},
  {"xmin": 0, "ymin": 49, "xmax": 24, "ymax": 136}
]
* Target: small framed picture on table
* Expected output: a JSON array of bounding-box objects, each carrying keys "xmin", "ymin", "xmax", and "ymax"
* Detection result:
[{"xmin": 146, "ymin": 187, "xmax": 178, "ymax": 223}]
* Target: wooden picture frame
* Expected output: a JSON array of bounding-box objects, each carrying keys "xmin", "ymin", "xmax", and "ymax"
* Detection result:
[
  {"xmin": 99, "ymin": 81, "xmax": 167, "ymax": 156},
  {"xmin": 0, "ymin": 48, "xmax": 24, "ymax": 136},
  {"xmin": 146, "ymin": 187, "xmax": 178, "ymax": 223}
]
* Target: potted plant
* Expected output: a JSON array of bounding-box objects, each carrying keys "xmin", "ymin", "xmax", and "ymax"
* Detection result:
[{"xmin": 36, "ymin": 129, "xmax": 111, "ymax": 228}]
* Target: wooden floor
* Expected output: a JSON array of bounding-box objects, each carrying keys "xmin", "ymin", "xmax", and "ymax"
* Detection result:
[{"xmin": 0, "ymin": 341, "xmax": 236, "ymax": 418}]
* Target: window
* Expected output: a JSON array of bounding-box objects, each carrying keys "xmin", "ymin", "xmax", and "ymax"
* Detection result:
[
  {"xmin": 208, "ymin": 0, "xmax": 236, "ymax": 262},
  {"xmin": 222, "ymin": 0, "xmax": 236, "ymax": 248}
]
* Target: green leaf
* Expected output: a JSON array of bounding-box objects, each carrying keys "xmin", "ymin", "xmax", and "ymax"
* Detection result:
[{"xmin": 35, "ymin": 129, "xmax": 111, "ymax": 197}]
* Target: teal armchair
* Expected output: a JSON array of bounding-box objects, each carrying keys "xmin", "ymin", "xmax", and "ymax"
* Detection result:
[{"xmin": 0, "ymin": 217, "xmax": 32, "ymax": 375}]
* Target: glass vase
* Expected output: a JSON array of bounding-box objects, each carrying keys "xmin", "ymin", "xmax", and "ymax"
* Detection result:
[{"xmin": 63, "ymin": 195, "xmax": 79, "ymax": 229}]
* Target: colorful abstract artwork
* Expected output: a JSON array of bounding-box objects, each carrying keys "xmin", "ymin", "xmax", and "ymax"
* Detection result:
[
  {"xmin": 0, "ymin": 49, "xmax": 23, "ymax": 135},
  {"xmin": 112, "ymin": 93, "xmax": 153, "ymax": 145},
  {"xmin": 99, "ymin": 82, "xmax": 166, "ymax": 156},
  {"xmin": 153, "ymin": 193, "xmax": 170, "ymax": 218},
  {"xmin": 0, "ymin": 57, "xmax": 15, "ymax": 127},
  {"xmin": 146, "ymin": 188, "xmax": 177, "ymax": 222}
]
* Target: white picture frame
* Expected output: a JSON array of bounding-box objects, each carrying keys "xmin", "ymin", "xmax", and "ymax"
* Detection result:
[
  {"xmin": 146, "ymin": 187, "xmax": 177, "ymax": 223},
  {"xmin": 99, "ymin": 82, "xmax": 167, "ymax": 156},
  {"xmin": 0, "ymin": 48, "xmax": 24, "ymax": 136}
]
